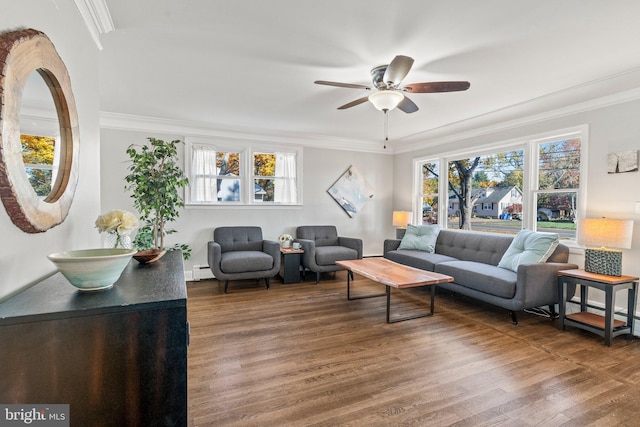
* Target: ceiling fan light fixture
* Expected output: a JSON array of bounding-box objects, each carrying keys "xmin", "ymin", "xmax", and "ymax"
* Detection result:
[{"xmin": 368, "ymin": 90, "xmax": 404, "ymax": 112}]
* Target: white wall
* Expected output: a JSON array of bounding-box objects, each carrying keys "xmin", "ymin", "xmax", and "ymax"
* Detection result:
[
  {"xmin": 99, "ymin": 128, "xmax": 395, "ymax": 277},
  {"xmin": 0, "ymin": 1, "xmax": 101, "ymax": 301},
  {"xmin": 393, "ymin": 97, "xmax": 640, "ymax": 313}
]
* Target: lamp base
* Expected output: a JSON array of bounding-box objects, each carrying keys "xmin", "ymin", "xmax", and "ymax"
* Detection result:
[
  {"xmin": 396, "ymin": 228, "xmax": 406, "ymax": 239},
  {"xmin": 584, "ymin": 248, "xmax": 623, "ymax": 276}
]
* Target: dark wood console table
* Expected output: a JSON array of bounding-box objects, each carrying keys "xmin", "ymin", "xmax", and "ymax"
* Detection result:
[{"xmin": 0, "ymin": 250, "xmax": 188, "ymax": 426}]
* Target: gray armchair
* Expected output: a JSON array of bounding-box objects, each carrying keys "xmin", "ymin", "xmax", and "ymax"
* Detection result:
[
  {"xmin": 296, "ymin": 225, "xmax": 363, "ymax": 283},
  {"xmin": 208, "ymin": 226, "xmax": 280, "ymax": 293}
]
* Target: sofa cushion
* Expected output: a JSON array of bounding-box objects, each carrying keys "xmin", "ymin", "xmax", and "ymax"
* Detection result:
[
  {"xmin": 435, "ymin": 230, "xmax": 513, "ymax": 265},
  {"xmin": 398, "ymin": 224, "xmax": 441, "ymax": 252},
  {"xmin": 220, "ymin": 251, "xmax": 274, "ymax": 273},
  {"xmin": 435, "ymin": 261, "xmax": 517, "ymax": 299},
  {"xmin": 316, "ymin": 246, "xmax": 358, "ymax": 265},
  {"xmin": 497, "ymin": 230, "xmax": 559, "ymax": 272},
  {"xmin": 385, "ymin": 250, "xmax": 458, "ymax": 271}
]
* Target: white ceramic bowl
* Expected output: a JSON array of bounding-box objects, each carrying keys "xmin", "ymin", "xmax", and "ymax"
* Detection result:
[{"xmin": 47, "ymin": 248, "xmax": 136, "ymax": 291}]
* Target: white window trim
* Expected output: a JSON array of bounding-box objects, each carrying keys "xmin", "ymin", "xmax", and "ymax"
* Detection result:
[
  {"xmin": 412, "ymin": 124, "xmax": 588, "ymax": 241},
  {"xmin": 185, "ymin": 136, "xmax": 303, "ymax": 207}
]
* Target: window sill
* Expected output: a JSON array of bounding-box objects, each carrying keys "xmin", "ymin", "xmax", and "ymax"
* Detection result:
[{"xmin": 185, "ymin": 203, "xmax": 303, "ymax": 210}]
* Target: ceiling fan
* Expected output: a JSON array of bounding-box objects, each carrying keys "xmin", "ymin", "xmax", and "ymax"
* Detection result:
[{"xmin": 314, "ymin": 55, "xmax": 470, "ymax": 114}]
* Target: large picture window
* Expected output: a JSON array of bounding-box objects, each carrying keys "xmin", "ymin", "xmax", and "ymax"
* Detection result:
[
  {"xmin": 186, "ymin": 138, "xmax": 301, "ymax": 206},
  {"xmin": 415, "ymin": 127, "xmax": 585, "ymax": 240}
]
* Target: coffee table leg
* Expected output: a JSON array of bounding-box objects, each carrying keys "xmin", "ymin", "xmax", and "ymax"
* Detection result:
[
  {"xmin": 386, "ymin": 284, "xmax": 436, "ymax": 323},
  {"xmin": 347, "ymin": 270, "xmax": 386, "ymax": 301}
]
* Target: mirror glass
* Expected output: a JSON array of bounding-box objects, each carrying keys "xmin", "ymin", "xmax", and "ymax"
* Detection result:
[{"xmin": 19, "ymin": 70, "xmax": 60, "ymax": 199}]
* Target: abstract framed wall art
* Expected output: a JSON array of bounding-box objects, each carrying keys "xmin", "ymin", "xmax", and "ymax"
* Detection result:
[
  {"xmin": 327, "ymin": 166, "xmax": 374, "ymax": 217},
  {"xmin": 608, "ymin": 150, "xmax": 639, "ymax": 174}
]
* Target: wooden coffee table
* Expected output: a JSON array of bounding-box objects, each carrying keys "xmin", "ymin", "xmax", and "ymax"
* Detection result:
[{"xmin": 336, "ymin": 258, "xmax": 454, "ymax": 323}]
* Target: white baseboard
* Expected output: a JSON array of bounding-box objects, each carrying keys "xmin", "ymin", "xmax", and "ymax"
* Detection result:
[{"xmin": 188, "ymin": 265, "xmax": 215, "ymax": 282}]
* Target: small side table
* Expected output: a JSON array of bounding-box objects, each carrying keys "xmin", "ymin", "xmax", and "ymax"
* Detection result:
[
  {"xmin": 279, "ymin": 247, "xmax": 304, "ymax": 284},
  {"xmin": 558, "ymin": 269, "xmax": 638, "ymax": 346}
]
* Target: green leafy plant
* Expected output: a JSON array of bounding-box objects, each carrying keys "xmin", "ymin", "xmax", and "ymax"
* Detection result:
[{"xmin": 125, "ymin": 138, "xmax": 191, "ymax": 259}]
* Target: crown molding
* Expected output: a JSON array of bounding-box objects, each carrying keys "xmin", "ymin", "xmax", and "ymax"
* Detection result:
[
  {"xmin": 392, "ymin": 70, "xmax": 640, "ymax": 154},
  {"xmin": 72, "ymin": 0, "xmax": 114, "ymax": 50},
  {"xmin": 99, "ymin": 112, "xmax": 390, "ymax": 154}
]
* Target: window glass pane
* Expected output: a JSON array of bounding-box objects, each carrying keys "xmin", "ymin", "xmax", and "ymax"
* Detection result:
[
  {"xmin": 254, "ymin": 153, "xmax": 276, "ymax": 176},
  {"xmin": 25, "ymin": 167, "xmax": 53, "ymax": 197},
  {"xmin": 535, "ymin": 191, "xmax": 577, "ymax": 239},
  {"xmin": 538, "ymin": 138, "xmax": 581, "ymax": 190},
  {"xmin": 217, "ymin": 178, "xmax": 241, "ymax": 201},
  {"xmin": 421, "ymin": 195, "xmax": 438, "ymax": 224},
  {"xmin": 420, "ymin": 162, "xmax": 438, "ymax": 224},
  {"xmin": 216, "ymin": 152, "xmax": 240, "ymax": 176},
  {"xmin": 447, "ymin": 150, "xmax": 523, "ymax": 233},
  {"xmin": 254, "ymin": 179, "xmax": 274, "ymax": 201}
]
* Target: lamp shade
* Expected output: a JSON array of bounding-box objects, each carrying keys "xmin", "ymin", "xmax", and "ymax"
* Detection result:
[
  {"xmin": 369, "ymin": 90, "xmax": 404, "ymax": 111},
  {"xmin": 392, "ymin": 211, "xmax": 413, "ymax": 228},
  {"xmin": 577, "ymin": 218, "xmax": 634, "ymax": 249}
]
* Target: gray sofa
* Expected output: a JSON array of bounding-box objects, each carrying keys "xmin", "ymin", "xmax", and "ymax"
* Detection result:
[{"xmin": 384, "ymin": 229, "xmax": 578, "ymax": 324}]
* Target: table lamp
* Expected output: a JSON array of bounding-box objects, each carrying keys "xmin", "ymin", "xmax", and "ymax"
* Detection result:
[
  {"xmin": 392, "ymin": 211, "xmax": 413, "ymax": 239},
  {"xmin": 577, "ymin": 218, "xmax": 634, "ymax": 276}
]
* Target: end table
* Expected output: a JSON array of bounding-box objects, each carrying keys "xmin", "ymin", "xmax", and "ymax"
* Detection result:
[
  {"xmin": 558, "ymin": 269, "xmax": 638, "ymax": 346},
  {"xmin": 279, "ymin": 247, "xmax": 304, "ymax": 284}
]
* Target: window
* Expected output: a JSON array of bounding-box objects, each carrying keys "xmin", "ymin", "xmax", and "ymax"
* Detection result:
[
  {"xmin": 252, "ymin": 151, "xmax": 298, "ymax": 204},
  {"xmin": 532, "ymin": 136, "xmax": 581, "ymax": 239},
  {"xmin": 21, "ymin": 133, "xmax": 58, "ymax": 198},
  {"xmin": 186, "ymin": 138, "xmax": 301, "ymax": 206},
  {"xmin": 414, "ymin": 126, "xmax": 585, "ymax": 240},
  {"xmin": 188, "ymin": 143, "xmax": 242, "ymax": 203}
]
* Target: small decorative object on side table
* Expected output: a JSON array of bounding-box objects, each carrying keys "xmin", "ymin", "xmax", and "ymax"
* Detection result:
[
  {"xmin": 279, "ymin": 247, "xmax": 304, "ymax": 284},
  {"xmin": 558, "ymin": 269, "xmax": 638, "ymax": 346}
]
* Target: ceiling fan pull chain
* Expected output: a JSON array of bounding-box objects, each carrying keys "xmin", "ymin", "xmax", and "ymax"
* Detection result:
[{"xmin": 384, "ymin": 109, "xmax": 389, "ymax": 149}]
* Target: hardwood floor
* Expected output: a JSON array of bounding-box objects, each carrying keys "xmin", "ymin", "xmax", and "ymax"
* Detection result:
[{"xmin": 187, "ymin": 272, "xmax": 640, "ymax": 426}]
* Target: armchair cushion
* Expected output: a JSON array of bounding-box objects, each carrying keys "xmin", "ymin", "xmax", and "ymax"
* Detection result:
[
  {"xmin": 214, "ymin": 226, "xmax": 264, "ymax": 252},
  {"xmin": 220, "ymin": 250, "xmax": 274, "ymax": 274},
  {"xmin": 315, "ymin": 246, "xmax": 358, "ymax": 266},
  {"xmin": 296, "ymin": 225, "xmax": 339, "ymax": 246}
]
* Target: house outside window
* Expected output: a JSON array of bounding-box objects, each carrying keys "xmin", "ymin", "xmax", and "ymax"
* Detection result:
[
  {"xmin": 186, "ymin": 137, "xmax": 301, "ymax": 206},
  {"xmin": 414, "ymin": 126, "xmax": 586, "ymax": 240}
]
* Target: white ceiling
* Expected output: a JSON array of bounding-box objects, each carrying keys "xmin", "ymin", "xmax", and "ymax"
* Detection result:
[{"xmin": 97, "ymin": 0, "xmax": 640, "ymax": 152}]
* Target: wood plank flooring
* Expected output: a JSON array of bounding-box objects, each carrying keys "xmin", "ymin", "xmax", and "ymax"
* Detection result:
[{"xmin": 187, "ymin": 272, "xmax": 640, "ymax": 426}]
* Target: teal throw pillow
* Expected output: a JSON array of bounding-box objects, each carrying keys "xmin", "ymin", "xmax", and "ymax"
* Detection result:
[
  {"xmin": 398, "ymin": 224, "xmax": 441, "ymax": 253},
  {"xmin": 498, "ymin": 230, "xmax": 559, "ymax": 272}
]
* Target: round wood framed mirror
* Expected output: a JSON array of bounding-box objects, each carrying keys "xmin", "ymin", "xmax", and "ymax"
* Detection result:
[{"xmin": 0, "ymin": 29, "xmax": 79, "ymax": 233}]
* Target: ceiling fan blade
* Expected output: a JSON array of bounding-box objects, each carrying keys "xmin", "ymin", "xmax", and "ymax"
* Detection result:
[
  {"xmin": 314, "ymin": 80, "xmax": 371, "ymax": 90},
  {"xmin": 397, "ymin": 96, "xmax": 419, "ymax": 114},
  {"xmin": 404, "ymin": 81, "xmax": 471, "ymax": 93},
  {"xmin": 383, "ymin": 55, "xmax": 414, "ymax": 86},
  {"xmin": 337, "ymin": 96, "xmax": 370, "ymax": 110}
]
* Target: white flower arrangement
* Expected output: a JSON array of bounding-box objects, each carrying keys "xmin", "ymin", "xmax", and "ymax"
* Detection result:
[
  {"xmin": 95, "ymin": 209, "xmax": 139, "ymax": 236},
  {"xmin": 279, "ymin": 233, "xmax": 294, "ymax": 243}
]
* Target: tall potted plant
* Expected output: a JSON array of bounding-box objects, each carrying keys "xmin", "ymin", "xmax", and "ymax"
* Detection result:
[{"xmin": 125, "ymin": 137, "xmax": 190, "ymax": 261}]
